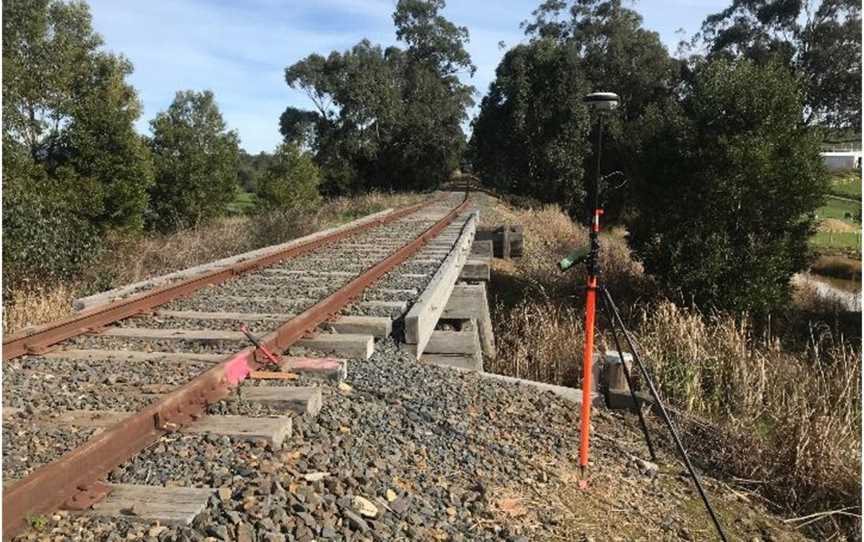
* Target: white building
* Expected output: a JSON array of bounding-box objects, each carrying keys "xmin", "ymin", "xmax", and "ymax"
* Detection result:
[{"xmin": 821, "ymin": 151, "xmax": 862, "ymax": 172}]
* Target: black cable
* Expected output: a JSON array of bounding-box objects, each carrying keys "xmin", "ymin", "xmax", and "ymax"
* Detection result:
[
  {"xmin": 599, "ymin": 292, "xmax": 657, "ymax": 461},
  {"xmin": 602, "ymin": 288, "xmax": 730, "ymax": 542}
]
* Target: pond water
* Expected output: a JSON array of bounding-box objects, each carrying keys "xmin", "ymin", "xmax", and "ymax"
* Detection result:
[{"xmin": 797, "ymin": 273, "xmax": 862, "ymax": 311}]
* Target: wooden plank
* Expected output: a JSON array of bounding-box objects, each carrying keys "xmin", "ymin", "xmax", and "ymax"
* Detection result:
[
  {"xmin": 354, "ymin": 300, "xmax": 407, "ymax": 312},
  {"xmin": 441, "ymin": 284, "xmax": 496, "ymax": 358},
  {"xmin": 477, "ymin": 372, "xmax": 602, "ymax": 406},
  {"xmin": 375, "ymin": 288, "xmax": 418, "ymax": 296},
  {"xmin": 318, "ymin": 316, "xmax": 391, "ymax": 337},
  {"xmin": 157, "ymin": 311, "xmax": 391, "ymax": 337},
  {"xmin": 89, "ymin": 484, "xmax": 213, "ymax": 526},
  {"xmin": 97, "ymin": 328, "xmax": 245, "ymax": 342},
  {"xmin": 459, "ymin": 259, "xmax": 490, "ymax": 281},
  {"xmin": 15, "ymin": 410, "xmax": 292, "ymax": 449},
  {"xmin": 471, "ymin": 240, "xmax": 493, "ymax": 258},
  {"xmin": 424, "ymin": 328, "xmax": 480, "ymax": 355},
  {"xmin": 404, "ymin": 212, "xmax": 478, "ymax": 358},
  {"xmin": 187, "ymin": 415, "xmax": 292, "ymax": 450},
  {"xmin": 156, "ymin": 310, "xmax": 287, "ymax": 321},
  {"xmin": 296, "ymin": 333, "xmax": 373, "ymax": 359},
  {"xmin": 249, "ymin": 371, "xmax": 298, "ymax": 380},
  {"xmin": 41, "ymin": 349, "xmax": 224, "ymax": 363},
  {"xmin": 280, "ymin": 357, "xmax": 346, "ymax": 380},
  {"xmin": 208, "ymin": 296, "xmax": 401, "ymax": 313},
  {"xmin": 238, "ymin": 386, "xmax": 322, "ymax": 416}
]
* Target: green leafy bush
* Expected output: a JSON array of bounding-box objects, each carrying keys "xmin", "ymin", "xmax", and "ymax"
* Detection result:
[
  {"xmin": 148, "ymin": 90, "xmax": 240, "ymax": 232},
  {"xmin": 257, "ymin": 143, "xmax": 321, "ymax": 210},
  {"xmin": 469, "ymin": 39, "xmax": 590, "ymax": 208},
  {"xmin": 3, "ymin": 168, "xmax": 101, "ymax": 289},
  {"xmin": 628, "ymin": 59, "xmax": 828, "ymax": 313}
]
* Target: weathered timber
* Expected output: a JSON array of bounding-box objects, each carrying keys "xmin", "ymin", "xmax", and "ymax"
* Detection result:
[
  {"xmin": 187, "ymin": 415, "xmax": 293, "ymax": 449},
  {"xmin": 156, "ymin": 311, "xmax": 391, "ymax": 337},
  {"xmin": 441, "ymin": 283, "xmax": 495, "ymax": 357},
  {"xmin": 477, "ymin": 372, "xmax": 603, "ymax": 406},
  {"xmin": 249, "ymin": 371, "xmax": 298, "ymax": 380},
  {"xmin": 6, "ymin": 409, "xmax": 292, "ymax": 450},
  {"xmin": 295, "ymin": 334, "xmax": 374, "ymax": 359},
  {"xmin": 424, "ymin": 329, "xmax": 478, "ymax": 354},
  {"xmin": 354, "ymin": 300, "xmax": 407, "ymax": 312},
  {"xmin": 207, "ymin": 296, "xmax": 404, "ymax": 313},
  {"xmin": 470, "ymin": 240, "xmax": 493, "ymax": 258},
  {"xmin": 97, "ymin": 328, "xmax": 245, "ymax": 342},
  {"xmin": 404, "ymin": 212, "xmax": 478, "ymax": 357},
  {"xmin": 475, "ymin": 225, "xmax": 523, "ymax": 259},
  {"xmin": 237, "ymin": 386, "xmax": 322, "ymax": 416},
  {"xmin": 459, "ymin": 259, "xmax": 490, "ymax": 281},
  {"xmin": 318, "ymin": 315, "xmax": 392, "ymax": 337},
  {"xmin": 88, "ymin": 484, "xmax": 213, "ymax": 526},
  {"xmin": 280, "ymin": 357, "xmax": 346, "ymax": 380},
  {"xmin": 41, "ymin": 349, "xmax": 224, "ymax": 363}
]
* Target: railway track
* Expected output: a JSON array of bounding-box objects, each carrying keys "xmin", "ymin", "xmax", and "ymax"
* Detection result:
[{"xmin": 3, "ymin": 192, "xmax": 475, "ymax": 539}]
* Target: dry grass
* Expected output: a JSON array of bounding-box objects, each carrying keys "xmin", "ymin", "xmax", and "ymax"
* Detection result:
[
  {"xmin": 2, "ymin": 284, "xmax": 78, "ymax": 334},
  {"xmin": 2, "ymin": 192, "xmax": 426, "ymax": 335},
  {"xmin": 477, "ymin": 194, "xmax": 862, "ymax": 539},
  {"xmin": 636, "ymin": 302, "xmax": 860, "ymax": 524}
]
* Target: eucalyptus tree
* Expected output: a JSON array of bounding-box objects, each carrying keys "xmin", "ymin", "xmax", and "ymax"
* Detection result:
[
  {"xmin": 281, "ymin": 0, "xmax": 474, "ymax": 194},
  {"xmin": 700, "ymin": 0, "xmax": 861, "ymax": 129},
  {"xmin": 148, "ymin": 90, "xmax": 240, "ymax": 231},
  {"xmin": 2, "ymin": 0, "xmax": 153, "ymax": 285}
]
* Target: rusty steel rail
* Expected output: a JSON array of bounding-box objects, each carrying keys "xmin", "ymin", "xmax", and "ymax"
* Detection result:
[
  {"xmin": 2, "ymin": 201, "xmax": 431, "ymax": 361},
  {"xmin": 2, "ymin": 198, "xmax": 471, "ymax": 538}
]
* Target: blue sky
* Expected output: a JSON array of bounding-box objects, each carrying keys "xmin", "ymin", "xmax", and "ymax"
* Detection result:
[{"xmin": 88, "ymin": 0, "xmax": 727, "ymax": 154}]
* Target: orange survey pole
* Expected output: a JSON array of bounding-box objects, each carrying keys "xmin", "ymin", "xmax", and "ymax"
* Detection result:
[
  {"xmin": 579, "ymin": 208, "xmax": 602, "ymax": 486},
  {"xmin": 578, "ymin": 93, "xmax": 615, "ymax": 486}
]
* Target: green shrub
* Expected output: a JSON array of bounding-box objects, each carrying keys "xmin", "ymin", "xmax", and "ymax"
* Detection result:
[
  {"xmin": 257, "ymin": 143, "xmax": 321, "ymax": 210},
  {"xmin": 628, "ymin": 59, "xmax": 828, "ymax": 313},
  {"xmin": 3, "ymin": 170, "xmax": 101, "ymax": 290},
  {"xmin": 148, "ymin": 90, "xmax": 241, "ymax": 232}
]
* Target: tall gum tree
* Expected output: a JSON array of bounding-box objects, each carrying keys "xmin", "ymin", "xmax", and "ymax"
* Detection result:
[{"xmin": 281, "ymin": 0, "xmax": 474, "ymax": 194}]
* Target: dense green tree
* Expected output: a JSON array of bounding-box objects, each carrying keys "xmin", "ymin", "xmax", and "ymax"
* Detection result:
[
  {"xmin": 238, "ymin": 150, "xmax": 277, "ymax": 194},
  {"xmin": 469, "ymin": 40, "xmax": 590, "ymax": 207},
  {"xmin": 627, "ymin": 59, "xmax": 827, "ymax": 313},
  {"xmin": 700, "ymin": 0, "xmax": 861, "ymax": 129},
  {"xmin": 280, "ymin": 0, "xmax": 474, "ymax": 195},
  {"xmin": 2, "ymin": 0, "xmax": 152, "ymax": 285},
  {"xmin": 148, "ymin": 90, "xmax": 240, "ymax": 231},
  {"xmin": 472, "ymin": 0, "xmax": 679, "ymax": 216},
  {"xmin": 524, "ymin": 0, "xmax": 679, "ymax": 123},
  {"xmin": 2, "ymin": 0, "xmax": 153, "ymax": 231},
  {"xmin": 257, "ymin": 143, "xmax": 321, "ymax": 210}
]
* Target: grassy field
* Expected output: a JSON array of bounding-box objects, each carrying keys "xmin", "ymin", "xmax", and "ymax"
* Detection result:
[
  {"xmin": 813, "ymin": 171, "xmax": 861, "ymax": 257},
  {"xmin": 827, "ymin": 170, "xmax": 862, "ymax": 199},
  {"xmin": 226, "ymin": 190, "xmax": 258, "ymax": 215}
]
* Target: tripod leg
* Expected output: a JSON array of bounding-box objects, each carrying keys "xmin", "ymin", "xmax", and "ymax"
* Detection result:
[
  {"xmin": 600, "ymin": 293, "xmax": 657, "ymax": 461},
  {"xmin": 601, "ymin": 289, "xmax": 729, "ymax": 542}
]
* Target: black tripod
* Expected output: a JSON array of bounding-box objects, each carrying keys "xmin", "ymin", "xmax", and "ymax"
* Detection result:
[{"xmin": 562, "ymin": 91, "xmax": 729, "ymax": 541}]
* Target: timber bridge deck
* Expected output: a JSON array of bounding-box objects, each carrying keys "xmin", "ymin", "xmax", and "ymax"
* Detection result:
[{"xmin": 1, "ymin": 192, "xmax": 505, "ymax": 539}]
